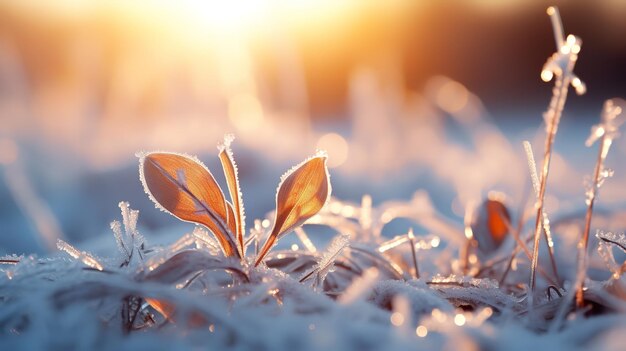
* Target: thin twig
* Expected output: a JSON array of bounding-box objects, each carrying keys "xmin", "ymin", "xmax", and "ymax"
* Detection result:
[
  {"xmin": 524, "ymin": 141, "xmax": 560, "ymax": 285},
  {"xmin": 575, "ymin": 100, "xmax": 623, "ymax": 306},
  {"xmin": 575, "ymin": 134, "xmax": 605, "ymax": 306},
  {"xmin": 499, "ymin": 183, "xmax": 531, "ymax": 284},
  {"xmin": 530, "ymin": 7, "xmax": 583, "ymax": 296},
  {"xmin": 407, "ymin": 229, "xmax": 420, "ymax": 279}
]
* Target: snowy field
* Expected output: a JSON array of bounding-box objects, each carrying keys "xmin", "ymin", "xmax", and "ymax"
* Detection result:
[{"xmin": 1, "ymin": 2, "xmax": 626, "ymax": 350}]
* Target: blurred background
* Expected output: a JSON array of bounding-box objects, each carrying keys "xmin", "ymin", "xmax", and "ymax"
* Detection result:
[{"xmin": 1, "ymin": 0, "xmax": 625, "ymax": 255}]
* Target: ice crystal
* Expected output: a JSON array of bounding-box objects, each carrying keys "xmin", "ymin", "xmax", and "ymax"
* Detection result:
[
  {"xmin": 56, "ymin": 239, "xmax": 104, "ymax": 271},
  {"xmin": 596, "ymin": 232, "xmax": 623, "ymax": 280},
  {"xmin": 300, "ymin": 234, "xmax": 350, "ymax": 290},
  {"xmin": 596, "ymin": 231, "xmax": 626, "ymax": 254},
  {"xmin": 430, "ymin": 274, "xmax": 499, "ymax": 290},
  {"xmin": 111, "ymin": 201, "xmax": 145, "ymax": 268}
]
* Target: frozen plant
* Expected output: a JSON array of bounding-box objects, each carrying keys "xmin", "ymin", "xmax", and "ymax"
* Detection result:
[
  {"xmin": 576, "ymin": 99, "xmax": 625, "ymax": 306},
  {"xmin": 139, "ymin": 134, "xmax": 331, "ymax": 264},
  {"xmin": 57, "ymin": 239, "xmax": 104, "ymax": 271},
  {"xmin": 111, "ymin": 201, "xmax": 146, "ymax": 268},
  {"xmin": 138, "ymin": 134, "xmax": 331, "ymax": 318},
  {"xmin": 596, "ymin": 231, "xmax": 626, "ymax": 280},
  {"xmin": 529, "ymin": 6, "xmax": 586, "ymax": 296},
  {"xmin": 299, "ymin": 233, "xmax": 350, "ymax": 291}
]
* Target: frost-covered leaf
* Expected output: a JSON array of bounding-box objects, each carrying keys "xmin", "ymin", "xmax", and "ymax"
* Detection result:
[
  {"xmin": 138, "ymin": 152, "xmax": 238, "ymax": 257},
  {"xmin": 255, "ymin": 153, "xmax": 331, "ymax": 266},
  {"xmin": 218, "ymin": 135, "xmax": 246, "ymax": 256}
]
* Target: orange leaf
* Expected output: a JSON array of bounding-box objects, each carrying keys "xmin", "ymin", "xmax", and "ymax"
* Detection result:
[
  {"xmin": 226, "ymin": 201, "xmax": 237, "ymax": 242},
  {"xmin": 218, "ymin": 135, "xmax": 246, "ymax": 257},
  {"xmin": 255, "ymin": 153, "xmax": 331, "ymax": 266},
  {"xmin": 486, "ymin": 199, "xmax": 509, "ymax": 246},
  {"xmin": 145, "ymin": 298, "xmax": 175, "ymax": 320},
  {"xmin": 139, "ymin": 152, "xmax": 239, "ymax": 257},
  {"xmin": 145, "ymin": 298, "xmax": 207, "ymax": 327},
  {"xmin": 471, "ymin": 196, "xmax": 510, "ymax": 254}
]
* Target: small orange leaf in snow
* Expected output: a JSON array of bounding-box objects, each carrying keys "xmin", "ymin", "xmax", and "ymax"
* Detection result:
[
  {"xmin": 139, "ymin": 152, "xmax": 239, "ymax": 258},
  {"xmin": 218, "ymin": 135, "xmax": 246, "ymax": 257},
  {"xmin": 255, "ymin": 154, "xmax": 331, "ymax": 266}
]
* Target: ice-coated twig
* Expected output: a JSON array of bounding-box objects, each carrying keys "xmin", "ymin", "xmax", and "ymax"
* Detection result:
[
  {"xmin": 575, "ymin": 99, "xmax": 624, "ymax": 306},
  {"xmin": 551, "ymin": 101, "xmax": 624, "ymax": 329},
  {"xmin": 523, "ymin": 141, "xmax": 559, "ymax": 284},
  {"xmin": 57, "ymin": 239, "xmax": 104, "ymax": 271},
  {"xmin": 530, "ymin": 6, "xmax": 585, "ymax": 297},
  {"xmin": 407, "ymin": 229, "xmax": 420, "ymax": 279},
  {"xmin": 192, "ymin": 226, "xmax": 222, "ymax": 255},
  {"xmin": 596, "ymin": 231, "xmax": 626, "ymax": 253},
  {"xmin": 0, "ymin": 254, "xmax": 23, "ymax": 265},
  {"xmin": 111, "ymin": 202, "xmax": 145, "ymax": 267},
  {"xmin": 299, "ymin": 234, "xmax": 350, "ymax": 289},
  {"xmin": 377, "ymin": 233, "xmax": 440, "ymax": 253},
  {"xmin": 596, "ymin": 231, "xmax": 625, "ymax": 279}
]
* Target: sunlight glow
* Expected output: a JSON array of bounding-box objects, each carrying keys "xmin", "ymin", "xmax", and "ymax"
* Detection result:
[
  {"xmin": 228, "ymin": 94, "xmax": 265, "ymax": 133},
  {"xmin": 416, "ymin": 325, "xmax": 428, "ymax": 337},
  {"xmin": 436, "ymin": 80, "xmax": 469, "ymax": 114},
  {"xmin": 541, "ymin": 70, "xmax": 554, "ymax": 82},
  {"xmin": 178, "ymin": 0, "xmax": 267, "ymax": 31},
  {"xmin": 390, "ymin": 312, "xmax": 404, "ymax": 326},
  {"xmin": 454, "ymin": 313, "xmax": 466, "ymax": 326},
  {"xmin": 316, "ymin": 133, "xmax": 349, "ymax": 168}
]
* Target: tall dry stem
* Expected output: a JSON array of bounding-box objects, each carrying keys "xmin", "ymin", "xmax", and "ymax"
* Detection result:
[
  {"xmin": 529, "ymin": 7, "xmax": 585, "ymax": 297},
  {"xmin": 575, "ymin": 99, "xmax": 624, "ymax": 306}
]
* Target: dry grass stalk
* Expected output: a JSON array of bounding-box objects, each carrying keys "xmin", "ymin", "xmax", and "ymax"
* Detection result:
[
  {"xmin": 575, "ymin": 99, "xmax": 624, "ymax": 306},
  {"xmin": 529, "ymin": 6, "xmax": 585, "ymax": 296}
]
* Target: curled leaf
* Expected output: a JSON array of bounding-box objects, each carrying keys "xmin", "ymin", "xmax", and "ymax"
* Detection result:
[
  {"xmin": 218, "ymin": 135, "xmax": 246, "ymax": 256},
  {"xmin": 139, "ymin": 152, "xmax": 239, "ymax": 257},
  {"xmin": 255, "ymin": 153, "xmax": 331, "ymax": 266}
]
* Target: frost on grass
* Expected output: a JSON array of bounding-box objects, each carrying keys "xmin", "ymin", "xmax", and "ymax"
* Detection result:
[
  {"xmin": 111, "ymin": 201, "xmax": 145, "ymax": 268},
  {"xmin": 3, "ymin": 7, "xmax": 626, "ymax": 351},
  {"xmin": 299, "ymin": 234, "xmax": 350, "ymax": 291},
  {"xmin": 2, "ymin": 182, "xmax": 626, "ymax": 350}
]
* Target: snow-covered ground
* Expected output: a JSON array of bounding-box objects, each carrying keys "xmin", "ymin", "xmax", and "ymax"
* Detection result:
[{"xmin": 2, "ymin": 4, "xmax": 626, "ymax": 348}]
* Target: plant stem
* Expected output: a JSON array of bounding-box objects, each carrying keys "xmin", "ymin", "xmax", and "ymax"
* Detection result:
[
  {"xmin": 408, "ymin": 235, "xmax": 420, "ymax": 279},
  {"xmin": 529, "ymin": 68, "xmax": 572, "ymax": 294},
  {"xmin": 575, "ymin": 133, "xmax": 606, "ymax": 306},
  {"xmin": 542, "ymin": 220, "xmax": 560, "ymax": 284}
]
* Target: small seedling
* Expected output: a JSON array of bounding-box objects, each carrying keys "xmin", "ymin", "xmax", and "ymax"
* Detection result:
[{"xmin": 138, "ymin": 134, "xmax": 331, "ymax": 266}]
